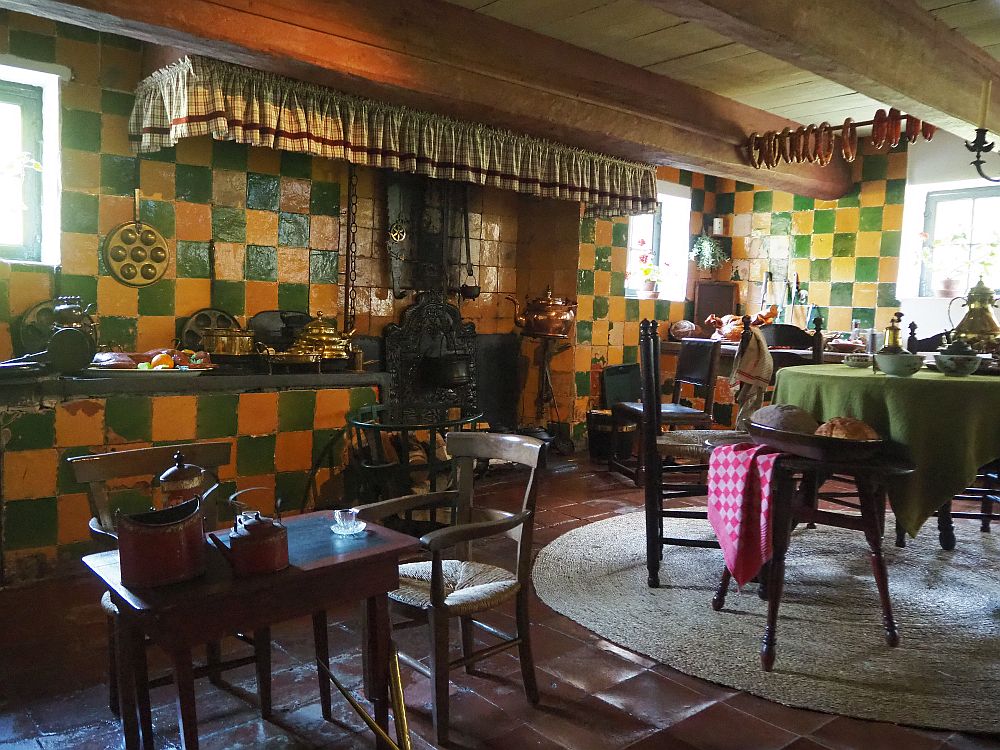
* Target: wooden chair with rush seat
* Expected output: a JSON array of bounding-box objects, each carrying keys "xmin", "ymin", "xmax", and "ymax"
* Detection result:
[{"xmin": 355, "ymin": 431, "xmax": 544, "ymax": 746}]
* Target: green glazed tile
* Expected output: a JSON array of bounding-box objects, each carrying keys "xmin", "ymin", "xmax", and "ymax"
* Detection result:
[
  {"xmin": 622, "ymin": 345, "xmax": 638, "ymax": 364},
  {"xmin": 211, "ymin": 280, "xmax": 245, "ymax": 316},
  {"xmin": 311, "ymin": 428, "xmax": 344, "ymax": 466},
  {"xmin": 752, "ymin": 191, "xmax": 773, "ymax": 212},
  {"xmin": 712, "ymin": 403, "xmax": 733, "ymax": 427},
  {"xmin": 813, "ymin": 209, "xmax": 835, "ymax": 234},
  {"xmin": 885, "ymin": 179, "xmax": 906, "ymax": 205},
  {"xmin": 57, "ymin": 447, "xmax": 92, "ymax": 495},
  {"xmin": 579, "ymin": 218, "xmax": 596, "ymax": 244},
  {"xmin": 793, "ymin": 235, "xmax": 811, "ymax": 258},
  {"xmin": 277, "ymin": 282, "xmax": 308, "ymax": 312},
  {"xmin": 678, "ymin": 171, "xmax": 693, "ymax": 187},
  {"xmin": 577, "ymin": 269, "xmax": 594, "ymax": 295},
  {"xmin": 10, "ymin": 30, "xmax": 55, "ymax": 63},
  {"xmin": 877, "ymin": 283, "xmax": 899, "ymax": 307},
  {"xmin": 770, "ymin": 212, "xmax": 792, "ymax": 236},
  {"xmin": 594, "ymin": 246, "xmax": 612, "ymax": 272},
  {"xmin": 62, "ymin": 109, "xmax": 101, "ymax": 152},
  {"xmin": 810, "ymin": 258, "xmax": 831, "ymax": 281},
  {"xmin": 715, "ymin": 193, "xmax": 735, "ymax": 215},
  {"xmin": 592, "ymin": 296, "xmax": 609, "ymax": 319},
  {"xmin": 851, "ymin": 307, "xmax": 876, "ymax": 328},
  {"xmin": 611, "ymin": 222, "xmax": 629, "ymax": 248},
  {"xmin": 683, "ymin": 300, "xmax": 695, "ymax": 321},
  {"xmin": 310, "ymin": 181, "xmax": 340, "ymax": 216},
  {"xmin": 624, "ymin": 298, "xmax": 640, "ymax": 322},
  {"xmin": 100, "ymin": 31, "xmax": 142, "ymax": 50},
  {"xmin": 859, "ymin": 207, "xmax": 883, "ymax": 232},
  {"xmin": 176, "ymin": 241, "xmax": 211, "ymax": 278},
  {"xmin": 830, "ymin": 282, "xmax": 854, "ymax": 307},
  {"xmin": 101, "ymin": 90, "xmax": 134, "ymax": 117},
  {"xmin": 574, "ymin": 371, "xmax": 591, "ymax": 396},
  {"xmin": 237, "ymin": 434, "xmax": 276, "ymax": 476},
  {"xmin": 811, "ymin": 307, "xmax": 829, "ymax": 329},
  {"xmin": 280, "ymin": 151, "xmax": 312, "ymax": 178},
  {"xmin": 246, "ymin": 172, "xmax": 280, "ymax": 211},
  {"xmin": 703, "ymin": 175, "xmax": 717, "ymax": 192},
  {"xmin": 6, "ymin": 410, "xmax": 55, "ymax": 451},
  {"xmin": 106, "ymin": 395, "xmax": 151, "ymax": 442},
  {"xmin": 175, "ymin": 165, "xmax": 213, "ymax": 204},
  {"xmin": 275, "ymin": 471, "xmax": 309, "ymax": 511},
  {"xmin": 576, "ymin": 320, "xmax": 593, "ymax": 343},
  {"xmin": 99, "ymin": 317, "xmax": 137, "ymax": 349},
  {"xmin": 278, "ymin": 212, "xmax": 310, "ymax": 247},
  {"xmin": 100, "ymin": 154, "xmax": 137, "ymax": 196},
  {"xmin": 196, "ymin": 394, "xmax": 238, "ymax": 438},
  {"xmin": 735, "ymin": 181, "xmax": 754, "ymax": 192},
  {"xmin": 245, "ymin": 245, "xmax": 278, "ymax": 282},
  {"xmin": 58, "ymin": 274, "xmax": 97, "ymax": 305},
  {"xmin": 278, "ymin": 390, "xmax": 316, "ymax": 432},
  {"xmin": 832, "ymin": 233, "xmax": 856, "ymax": 257},
  {"xmin": 309, "ymin": 250, "xmax": 338, "ymax": 284},
  {"xmin": 143, "ymin": 146, "xmax": 175, "ymax": 164},
  {"xmin": 610, "ymin": 271, "xmax": 625, "ymax": 297},
  {"xmin": 855, "ymin": 257, "xmax": 879, "ymax": 283},
  {"xmin": 837, "ymin": 184, "xmax": 861, "ymax": 208},
  {"xmin": 0, "ymin": 279, "xmax": 8, "ymax": 321},
  {"xmin": 690, "ymin": 189, "xmax": 705, "ymax": 213},
  {"xmin": 57, "ymin": 22, "xmax": 99, "ymax": 42},
  {"xmin": 61, "ymin": 191, "xmax": 99, "ymax": 234},
  {"xmin": 212, "ymin": 206, "xmax": 247, "ymax": 243},
  {"xmin": 654, "ymin": 299, "xmax": 671, "ymax": 320},
  {"xmin": 349, "ymin": 386, "xmax": 377, "ymax": 414},
  {"xmin": 4, "ymin": 498, "xmax": 57, "ymax": 550},
  {"xmin": 881, "ymin": 231, "xmax": 901, "ymax": 257},
  {"xmin": 138, "ymin": 280, "xmax": 175, "ymax": 316},
  {"xmin": 139, "ymin": 199, "xmax": 175, "ymax": 238},
  {"xmin": 862, "ymin": 155, "xmax": 888, "ymax": 181},
  {"xmin": 109, "ymin": 489, "xmax": 152, "ymax": 517},
  {"xmin": 792, "ymin": 195, "xmax": 815, "ymax": 211},
  {"xmin": 213, "ymin": 140, "xmax": 248, "ymax": 171},
  {"xmin": 215, "ymin": 481, "xmax": 240, "ymax": 521}
]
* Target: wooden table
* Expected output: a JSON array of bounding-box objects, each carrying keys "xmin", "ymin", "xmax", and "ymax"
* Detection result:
[{"xmin": 83, "ymin": 513, "xmax": 418, "ymax": 750}]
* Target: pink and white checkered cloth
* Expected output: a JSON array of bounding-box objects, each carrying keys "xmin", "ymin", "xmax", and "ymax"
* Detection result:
[{"xmin": 708, "ymin": 443, "xmax": 782, "ymax": 587}]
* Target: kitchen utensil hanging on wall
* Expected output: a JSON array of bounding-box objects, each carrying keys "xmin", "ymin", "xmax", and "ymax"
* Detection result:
[
  {"xmin": 459, "ymin": 184, "xmax": 480, "ymax": 299},
  {"xmin": 103, "ymin": 188, "xmax": 170, "ymax": 287}
]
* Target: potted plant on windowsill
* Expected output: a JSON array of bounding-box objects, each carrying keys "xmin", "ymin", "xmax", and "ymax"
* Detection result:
[
  {"xmin": 631, "ymin": 252, "xmax": 662, "ymax": 299},
  {"xmin": 922, "ymin": 231, "xmax": 1000, "ymax": 298}
]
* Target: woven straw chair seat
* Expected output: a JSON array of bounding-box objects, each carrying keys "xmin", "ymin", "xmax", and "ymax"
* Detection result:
[
  {"xmin": 391, "ymin": 560, "xmax": 520, "ymax": 616},
  {"xmin": 656, "ymin": 430, "xmax": 747, "ymax": 460}
]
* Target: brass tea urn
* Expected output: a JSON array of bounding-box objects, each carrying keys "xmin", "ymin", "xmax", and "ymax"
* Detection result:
[
  {"xmin": 948, "ymin": 277, "xmax": 1000, "ymax": 354},
  {"xmin": 286, "ymin": 312, "xmax": 354, "ymax": 359},
  {"xmin": 505, "ymin": 286, "xmax": 578, "ymax": 339}
]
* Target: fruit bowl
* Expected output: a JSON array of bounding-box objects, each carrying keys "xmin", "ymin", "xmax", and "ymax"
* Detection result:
[
  {"xmin": 874, "ymin": 352, "xmax": 924, "ymax": 377},
  {"xmin": 934, "ymin": 353, "xmax": 982, "ymax": 377}
]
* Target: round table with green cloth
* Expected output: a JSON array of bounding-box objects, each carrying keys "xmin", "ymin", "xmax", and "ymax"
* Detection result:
[{"xmin": 773, "ymin": 364, "xmax": 1000, "ymax": 536}]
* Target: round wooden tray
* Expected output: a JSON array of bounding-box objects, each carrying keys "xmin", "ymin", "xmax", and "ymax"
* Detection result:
[{"xmin": 748, "ymin": 422, "xmax": 882, "ymax": 462}]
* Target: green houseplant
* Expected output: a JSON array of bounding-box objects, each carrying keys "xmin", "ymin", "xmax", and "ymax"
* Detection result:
[{"xmin": 689, "ymin": 231, "xmax": 728, "ymax": 273}]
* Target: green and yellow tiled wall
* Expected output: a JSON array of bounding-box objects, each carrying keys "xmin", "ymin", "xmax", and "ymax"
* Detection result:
[{"xmin": 1, "ymin": 386, "xmax": 376, "ymax": 582}]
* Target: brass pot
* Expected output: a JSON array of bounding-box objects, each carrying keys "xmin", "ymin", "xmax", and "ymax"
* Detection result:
[
  {"xmin": 287, "ymin": 311, "xmax": 354, "ymax": 359},
  {"xmin": 506, "ymin": 286, "xmax": 577, "ymax": 339},
  {"xmin": 202, "ymin": 327, "xmax": 257, "ymax": 355}
]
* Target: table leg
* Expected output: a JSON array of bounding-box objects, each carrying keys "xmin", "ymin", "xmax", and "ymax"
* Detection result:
[
  {"xmin": 363, "ymin": 594, "xmax": 391, "ymax": 747},
  {"xmin": 938, "ymin": 500, "xmax": 957, "ymax": 551},
  {"xmin": 254, "ymin": 627, "xmax": 272, "ymax": 720},
  {"xmin": 858, "ymin": 479, "xmax": 899, "ymax": 647},
  {"xmin": 172, "ymin": 648, "xmax": 199, "ymax": 750},
  {"xmin": 312, "ymin": 611, "xmax": 333, "ymax": 720},
  {"xmin": 114, "ymin": 617, "xmax": 141, "ymax": 750},
  {"xmin": 130, "ymin": 628, "xmax": 154, "ymax": 750},
  {"xmin": 761, "ymin": 470, "xmax": 795, "ymax": 672}
]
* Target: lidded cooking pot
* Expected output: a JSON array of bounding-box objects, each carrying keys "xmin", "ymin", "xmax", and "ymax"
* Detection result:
[
  {"xmin": 159, "ymin": 451, "xmax": 212, "ymax": 507},
  {"xmin": 505, "ymin": 286, "xmax": 577, "ymax": 339},
  {"xmin": 286, "ymin": 312, "xmax": 354, "ymax": 359}
]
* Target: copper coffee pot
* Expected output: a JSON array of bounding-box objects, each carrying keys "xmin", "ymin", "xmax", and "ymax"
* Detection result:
[
  {"xmin": 948, "ymin": 277, "xmax": 1000, "ymax": 353},
  {"xmin": 505, "ymin": 286, "xmax": 577, "ymax": 339}
]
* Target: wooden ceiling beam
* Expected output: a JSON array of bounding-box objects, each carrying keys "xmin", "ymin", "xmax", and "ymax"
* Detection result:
[
  {"xmin": 645, "ymin": 0, "xmax": 1000, "ymax": 138},
  {"xmin": 4, "ymin": 0, "xmax": 853, "ymax": 198}
]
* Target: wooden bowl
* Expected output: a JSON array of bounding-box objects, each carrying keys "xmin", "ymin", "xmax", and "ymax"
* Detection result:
[{"xmin": 748, "ymin": 422, "xmax": 883, "ymax": 462}]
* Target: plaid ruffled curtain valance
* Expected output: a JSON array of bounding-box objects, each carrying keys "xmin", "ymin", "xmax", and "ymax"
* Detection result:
[{"xmin": 129, "ymin": 56, "xmax": 658, "ymax": 217}]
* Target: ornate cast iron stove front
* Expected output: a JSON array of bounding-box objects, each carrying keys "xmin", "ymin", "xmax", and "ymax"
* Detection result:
[{"xmin": 383, "ymin": 291, "xmax": 477, "ymax": 423}]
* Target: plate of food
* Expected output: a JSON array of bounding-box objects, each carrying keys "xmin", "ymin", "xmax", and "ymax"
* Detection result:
[
  {"xmin": 88, "ymin": 348, "xmax": 215, "ymax": 376},
  {"xmin": 748, "ymin": 405, "xmax": 882, "ymax": 462}
]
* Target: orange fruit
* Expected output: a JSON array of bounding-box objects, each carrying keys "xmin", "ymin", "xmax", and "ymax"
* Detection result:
[{"xmin": 150, "ymin": 352, "xmax": 174, "ymax": 369}]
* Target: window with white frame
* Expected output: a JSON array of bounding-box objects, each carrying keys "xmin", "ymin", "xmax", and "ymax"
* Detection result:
[
  {"xmin": 626, "ymin": 181, "xmax": 691, "ymax": 301},
  {"xmin": 0, "ymin": 60, "xmax": 63, "ymax": 265},
  {"xmin": 919, "ymin": 185, "xmax": 1000, "ymax": 296}
]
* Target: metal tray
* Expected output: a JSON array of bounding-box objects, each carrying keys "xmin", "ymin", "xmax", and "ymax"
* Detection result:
[{"xmin": 748, "ymin": 422, "xmax": 882, "ymax": 462}]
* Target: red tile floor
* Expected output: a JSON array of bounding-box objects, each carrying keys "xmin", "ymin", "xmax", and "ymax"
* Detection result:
[{"xmin": 1, "ymin": 454, "xmax": 998, "ymax": 749}]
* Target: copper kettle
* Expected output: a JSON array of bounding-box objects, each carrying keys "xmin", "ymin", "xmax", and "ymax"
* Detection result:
[
  {"xmin": 948, "ymin": 277, "xmax": 1000, "ymax": 353},
  {"xmin": 209, "ymin": 489, "xmax": 289, "ymax": 577},
  {"xmin": 505, "ymin": 286, "xmax": 577, "ymax": 339}
]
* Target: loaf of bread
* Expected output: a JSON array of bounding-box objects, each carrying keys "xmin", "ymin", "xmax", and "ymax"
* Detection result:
[
  {"xmin": 815, "ymin": 417, "xmax": 879, "ymax": 440},
  {"xmin": 751, "ymin": 404, "xmax": 819, "ymax": 434}
]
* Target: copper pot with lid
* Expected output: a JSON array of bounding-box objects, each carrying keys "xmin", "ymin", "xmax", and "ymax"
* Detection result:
[
  {"xmin": 505, "ymin": 286, "xmax": 577, "ymax": 339},
  {"xmin": 286, "ymin": 311, "xmax": 354, "ymax": 359},
  {"xmin": 208, "ymin": 488, "xmax": 289, "ymax": 577}
]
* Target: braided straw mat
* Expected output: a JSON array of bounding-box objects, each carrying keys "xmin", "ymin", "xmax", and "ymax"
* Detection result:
[{"xmin": 532, "ymin": 513, "xmax": 1000, "ymax": 733}]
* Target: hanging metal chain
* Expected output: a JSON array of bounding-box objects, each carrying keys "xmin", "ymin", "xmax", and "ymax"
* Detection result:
[{"xmin": 345, "ymin": 165, "xmax": 360, "ymax": 331}]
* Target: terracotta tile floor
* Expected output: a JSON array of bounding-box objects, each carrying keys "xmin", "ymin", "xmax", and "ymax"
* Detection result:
[{"xmin": 1, "ymin": 454, "xmax": 998, "ymax": 749}]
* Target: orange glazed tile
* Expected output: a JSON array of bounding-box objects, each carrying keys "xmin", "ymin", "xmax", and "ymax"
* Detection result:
[
  {"xmin": 213, "ymin": 170, "xmax": 247, "ymax": 208},
  {"xmin": 234, "ymin": 475, "xmax": 277, "ymax": 512},
  {"xmin": 55, "ymin": 399, "xmax": 105, "ymax": 447},
  {"xmin": 136, "ymin": 316, "xmax": 176, "ymax": 352},
  {"xmin": 60, "ymin": 233, "xmax": 99, "ymax": 276},
  {"xmin": 278, "ymin": 248, "xmax": 309, "ymax": 284},
  {"xmin": 151, "ymin": 396, "xmax": 197, "ymax": 442},
  {"xmin": 212, "ymin": 243, "xmax": 246, "ymax": 281},
  {"xmin": 174, "ymin": 278, "xmax": 212, "ymax": 317},
  {"xmin": 247, "ymin": 146, "xmax": 281, "ymax": 174},
  {"xmin": 3, "ymin": 449, "xmax": 58, "ymax": 500},
  {"xmin": 140, "ymin": 161, "xmax": 176, "ymax": 201},
  {"xmin": 58, "ymin": 493, "xmax": 92, "ymax": 545},
  {"xmin": 0, "ymin": 323, "xmax": 12, "ymax": 360},
  {"xmin": 99, "ymin": 194, "xmax": 133, "ymax": 234},
  {"xmin": 275, "ymin": 431, "xmax": 313, "ymax": 472},
  {"xmin": 309, "ymin": 215, "xmax": 338, "ymax": 251},
  {"xmin": 771, "ymin": 192, "xmax": 794, "ymax": 212},
  {"xmin": 97, "ymin": 276, "xmax": 138, "ymax": 317},
  {"xmin": 246, "ymin": 210, "xmax": 279, "ymax": 246},
  {"xmin": 245, "ymin": 281, "xmax": 280, "ymax": 317},
  {"xmin": 657, "ymin": 166, "xmax": 680, "ymax": 183},
  {"xmin": 309, "ymin": 284, "xmax": 338, "ymax": 316},
  {"xmin": 883, "ymin": 204, "xmax": 904, "ymax": 231},
  {"xmin": 176, "ymin": 136, "xmax": 213, "ymax": 166},
  {"xmin": 175, "ymin": 202, "xmax": 213, "ymax": 242},
  {"xmin": 8, "ymin": 271, "xmax": 52, "ymax": 317},
  {"xmin": 101, "ymin": 114, "xmax": 132, "ymax": 156},
  {"xmin": 314, "ymin": 389, "xmax": 350, "ymax": 429},
  {"xmin": 62, "ymin": 150, "xmax": 99, "ymax": 192},
  {"xmin": 238, "ymin": 392, "xmax": 279, "ymax": 436},
  {"xmin": 280, "ymin": 177, "xmax": 311, "ymax": 213},
  {"xmin": 62, "ymin": 82, "xmax": 101, "ymax": 112}
]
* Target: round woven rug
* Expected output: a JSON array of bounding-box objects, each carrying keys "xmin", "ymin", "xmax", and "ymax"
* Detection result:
[{"xmin": 532, "ymin": 513, "xmax": 1000, "ymax": 733}]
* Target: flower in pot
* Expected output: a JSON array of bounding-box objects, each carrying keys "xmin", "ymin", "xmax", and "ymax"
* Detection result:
[
  {"xmin": 628, "ymin": 251, "xmax": 663, "ymax": 299},
  {"xmin": 689, "ymin": 231, "xmax": 728, "ymax": 276},
  {"xmin": 922, "ymin": 230, "xmax": 1000, "ymax": 298}
]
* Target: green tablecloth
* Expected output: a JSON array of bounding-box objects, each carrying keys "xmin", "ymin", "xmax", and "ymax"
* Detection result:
[{"xmin": 773, "ymin": 364, "xmax": 1000, "ymax": 536}]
